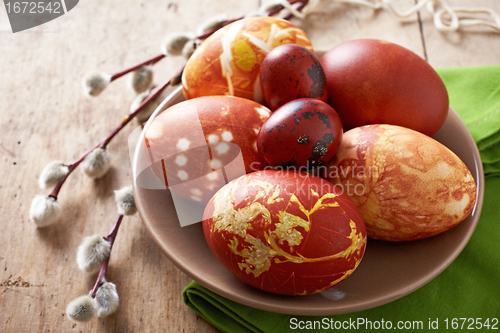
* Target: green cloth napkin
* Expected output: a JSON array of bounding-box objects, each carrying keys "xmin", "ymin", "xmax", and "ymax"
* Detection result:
[
  {"xmin": 437, "ymin": 66, "xmax": 500, "ymax": 175},
  {"xmin": 183, "ymin": 66, "xmax": 500, "ymax": 333}
]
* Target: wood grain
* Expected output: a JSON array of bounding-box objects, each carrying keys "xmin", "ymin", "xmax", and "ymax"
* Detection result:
[
  {"xmin": 419, "ymin": 0, "xmax": 500, "ymax": 67},
  {"xmin": 0, "ymin": 0, "xmax": 498, "ymax": 332}
]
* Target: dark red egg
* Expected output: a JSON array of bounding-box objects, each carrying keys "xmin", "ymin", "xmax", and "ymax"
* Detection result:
[
  {"xmin": 320, "ymin": 39, "xmax": 449, "ymax": 136},
  {"xmin": 257, "ymin": 98, "xmax": 343, "ymax": 168},
  {"xmin": 260, "ymin": 44, "xmax": 328, "ymax": 111},
  {"xmin": 202, "ymin": 170, "xmax": 367, "ymax": 295}
]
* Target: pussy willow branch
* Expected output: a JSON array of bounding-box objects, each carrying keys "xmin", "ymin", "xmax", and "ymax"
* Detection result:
[
  {"xmin": 49, "ymin": 68, "xmax": 183, "ymax": 200},
  {"xmin": 102, "ymin": 0, "xmax": 307, "ymax": 83},
  {"xmin": 110, "ymin": 53, "xmax": 165, "ymax": 82},
  {"xmin": 48, "ymin": 0, "xmax": 310, "ymax": 200},
  {"xmin": 89, "ymin": 214, "xmax": 123, "ymax": 298},
  {"xmin": 104, "ymin": 17, "xmax": 236, "ymax": 84}
]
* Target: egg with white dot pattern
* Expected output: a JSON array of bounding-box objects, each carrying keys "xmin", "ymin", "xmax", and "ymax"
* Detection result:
[{"xmin": 144, "ymin": 95, "xmax": 272, "ymax": 204}]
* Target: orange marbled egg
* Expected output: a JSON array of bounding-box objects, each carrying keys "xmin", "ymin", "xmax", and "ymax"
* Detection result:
[
  {"xmin": 182, "ymin": 16, "xmax": 313, "ymax": 103},
  {"xmin": 324, "ymin": 125, "xmax": 477, "ymax": 241},
  {"xmin": 202, "ymin": 170, "xmax": 367, "ymax": 296},
  {"xmin": 143, "ymin": 96, "xmax": 271, "ymax": 204}
]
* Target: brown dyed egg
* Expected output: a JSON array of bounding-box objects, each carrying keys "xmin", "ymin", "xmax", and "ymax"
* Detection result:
[
  {"xmin": 324, "ymin": 124, "xmax": 477, "ymax": 241},
  {"xmin": 260, "ymin": 44, "xmax": 328, "ymax": 110},
  {"xmin": 182, "ymin": 16, "xmax": 313, "ymax": 103},
  {"xmin": 320, "ymin": 39, "xmax": 449, "ymax": 137},
  {"xmin": 143, "ymin": 96, "xmax": 272, "ymax": 204},
  {"xmin": 257, "ymin": 98, "xmax": 343, "ymax": 168},
  {"xmin": 202, "ymin": 170, "xmax": 367, "ymax": 295}
]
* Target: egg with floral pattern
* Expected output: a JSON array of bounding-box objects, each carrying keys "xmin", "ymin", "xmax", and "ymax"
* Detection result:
[
  {"xmin": 182, "ymin": 16, "xmax": 313, "ymax": 103},
  {"xmin": 202, "ymin": 170, "xmax": 367, "ymax": 295}
]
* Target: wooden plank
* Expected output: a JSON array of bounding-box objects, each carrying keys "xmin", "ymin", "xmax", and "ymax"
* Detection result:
[
  {"xmin": 0, "ymin": 1, "xmax": 257, "ymax": 332},
  {"xmin": 292, "ymin": 0, "xmax": 425, "ymax": 57},
  {"xmin": 419, "ymin": 0, "xmax": 500, "ymax": 67},
  {"xmin": 1, "ymin": 0, "xmax": 499, "ymax": 332}
]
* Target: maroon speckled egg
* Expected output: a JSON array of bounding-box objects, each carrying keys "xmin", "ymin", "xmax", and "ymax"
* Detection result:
[
  {"xmin": 202, "ymin": 169, "xmax": 367, "ymax": 295},
  {"xmin": 260, "ymin": 44, "xmax": 328, "ymax": 111},
  {"xmin": 257, "ymin": 98, "xmax": 343, "ymax": 168}
]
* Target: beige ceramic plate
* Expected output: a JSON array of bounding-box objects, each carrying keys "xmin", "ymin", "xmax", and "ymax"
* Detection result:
[{"xmin": 132, "ymin": 86, "xmax": 484, "ymax": 316}]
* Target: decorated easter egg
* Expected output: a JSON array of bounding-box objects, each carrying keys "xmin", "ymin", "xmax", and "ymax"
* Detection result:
[
  {"xmin": 320, "ymin": 39, "xmax": 449, "ymax": 136},
  {"xmin": 182, "ymin": 16, "xmax": 313, "ymax": 103},
  {"xmin": 324, "ymin": 125, "xmax": 477, "ymax": 241},
  {"xmin": 144, "ymin": 95, "xmax": 271, "ymax": 204},
  {"xmin": 202, "ymin": 170, "xmax": 367, "ymax": 295},
  {"xmin": 257, "ymin": 98, "xmax": 343, "ymax": 168},
  {"xmin": 260, "ymin": 44, "xmax": 328, "ymax": 110}
]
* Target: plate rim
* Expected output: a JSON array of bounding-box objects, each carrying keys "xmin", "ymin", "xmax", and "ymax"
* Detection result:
[{"xmin": 132, "ymin": 86, "xmax": 485, "ymax": 316}]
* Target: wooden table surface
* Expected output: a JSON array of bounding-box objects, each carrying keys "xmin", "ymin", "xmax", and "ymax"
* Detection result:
[{"xmin": 1, "ymin": 0, "xmax": 499, "ymax": 332}]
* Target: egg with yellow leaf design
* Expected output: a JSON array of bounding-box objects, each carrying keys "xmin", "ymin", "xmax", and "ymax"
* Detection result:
[
  {"xmin": 202, "ymin": 169, "xmax": 367, "ymax": 295},
  {"xmin": 182, "ymin": 16, "xmax": 313, "ymax": 104}
]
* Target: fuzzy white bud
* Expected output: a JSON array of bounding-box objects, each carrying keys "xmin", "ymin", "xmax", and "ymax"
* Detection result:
[
  {"xmin": 76, "ymin": 234, "xmax": 110, "ymax": 273},
  {"xmin": 82, "ymin": 148, "xmax": 111, "ymax": 179},
  {"xmin": 114, "ymin": 186, "xmax": 137, "ymax": 216},
  {"xmin": 29, "ymin": 195, "xmax": 60, "ymax": 227},
  {"xmin": 38, "ymin": 160, "xmax": 68, "ymax": 190},
  {"xmin": 128, "ymin": 65, "xmax": 154, "ymax": 94},
  {"xmin": 196, "ymin": 14, "xmax": 227, "ymax": 36},
  {"xmin": 82, "ymin": 71, "xmax": 111, "ymax": 97},
  {"xmin": 182, "ymin": 39, "xmax": 201, "ymax": 60},
  {"xmin": 95, "ymin": 282, "xmax": 119, "ymax": 317},
  {"xmin": 66, "ymin": 295, "xmax": 96, "ymax": 322},
  {"xmin": 130, "ymin": 89, "xmax": 161, "ymax": 123},
  {"xmin": 161, "ymin": 32, "xmax": 195, "ymax": 56}
]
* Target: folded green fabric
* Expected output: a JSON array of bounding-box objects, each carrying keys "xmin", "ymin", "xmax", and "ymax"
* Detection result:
[
  {"xmin": 480, "ymin": 143, "xmax": 500, "ymax": 164},
  {"xmin": 437, "ymin": 65, "xmax": 500, "ymax": 174},
  {"xmin": 183, "ymin": 66, "xmax": 500, "ymax": 332},
  {"xmin": 184, "ymin": 178, "xmax": 500, "ymax": 333}
]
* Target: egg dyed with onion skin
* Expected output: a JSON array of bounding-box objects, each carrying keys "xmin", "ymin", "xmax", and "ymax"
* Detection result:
[
  {"xmin": 257, "ymin": 98, "xmax": 343, "ymax": 168},
  {"xmin": 143, "ymin": 96, "xmax": 272, "ymax": 204},
  {"xmin": 324, "ymin": 124, "xmax": 477, "ymax": 241},
  {"xmin": 182, "ymin": 16, "xmax": 313, "ymax": 104},
  {"xmin": 260, "ymin": 44, "xmax": 328, "ymax": 110},
  {"xmin": 320, "ymin": 39, "xmax": 449, "ymax": 137},
  {"xmin": 202, "ymin": 170, "xmax": 367, "ymax": 296}
]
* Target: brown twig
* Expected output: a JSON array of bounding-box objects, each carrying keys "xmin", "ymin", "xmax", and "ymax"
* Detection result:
[
  {"xmin": 49, "ymin": 68, "xmax": 184, "ymax": 200},
  {"xmin": 48, "ymin": 0, "xmax": 309, "ymax": 200},
  {"xmin": 89, "ymin": 214, "xmax": 124, "ymax": 298},
  {"xmin": 109, "ymin": 53, "xmax": 165, "ymax": 82}
]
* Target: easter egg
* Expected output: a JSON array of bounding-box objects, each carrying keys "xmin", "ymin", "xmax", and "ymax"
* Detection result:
[
  {"xmin": 324, "ymin": 124, "xmax": 477, "ymax": 241},
  {"xmin": 182, "ymin": 16, "xmax": 313, "ymax": 103},
  {"xmin": 202, "ymin": 169, "xmax": 367, "ymax": 295},
  {"xmin": 257, "ymin": 98, "xmax": 343, "ymax": 168},
  {"xmin": 143, "ymin": 95, "xmax": 271, "ymax": 204},
  {"xmin": 320, "ymin": 39, "xmax": 449, "ymax": 136},
  {"xmin": 260, "ymin": 44, "xmax": 328, "ymax": 110}
]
